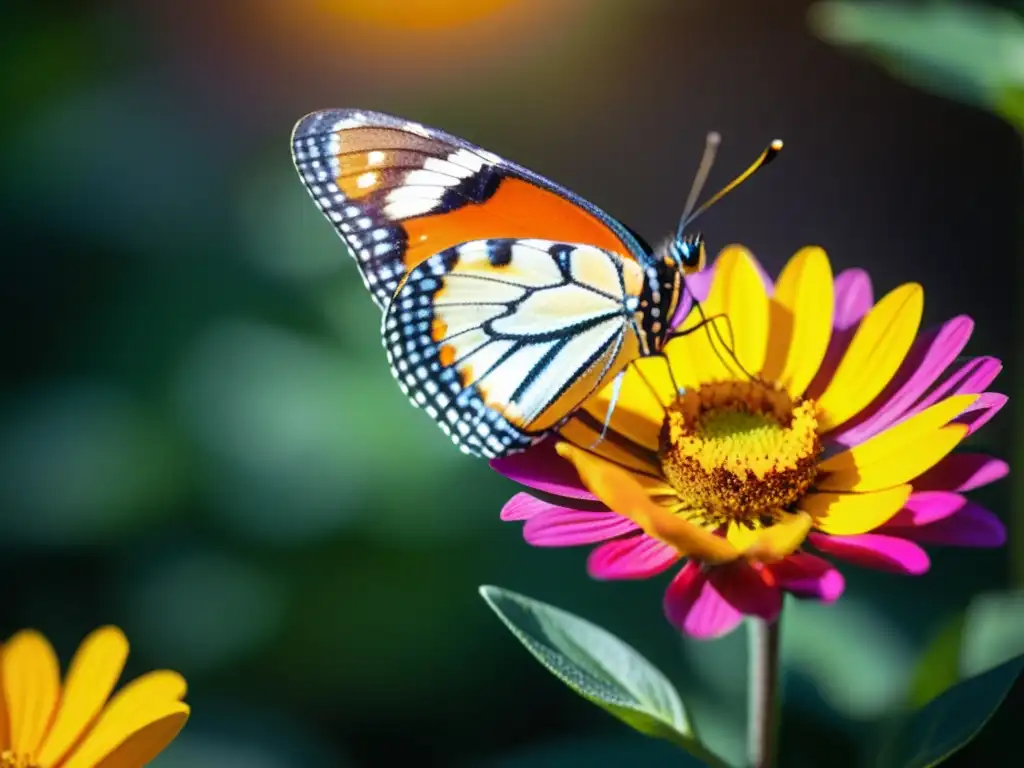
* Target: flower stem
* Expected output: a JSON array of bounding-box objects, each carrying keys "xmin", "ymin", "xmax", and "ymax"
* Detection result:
[{"xmin": 747, "ymin": 615, "xmax": 781, "ymax": 768}]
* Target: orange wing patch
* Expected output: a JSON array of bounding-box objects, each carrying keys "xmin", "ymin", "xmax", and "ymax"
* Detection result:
[{"xmin": 402, "ymin": 179, "xmax": 633, "ymax": 274}]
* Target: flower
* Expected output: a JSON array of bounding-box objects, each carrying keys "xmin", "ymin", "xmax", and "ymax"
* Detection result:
[
  {"xmin": 0, "ymin": 626, "xmax": 188, "ymax": 768},
  {"xmin": 493, "ymin": 246, "xmax": 1008, "ymax": 639}
]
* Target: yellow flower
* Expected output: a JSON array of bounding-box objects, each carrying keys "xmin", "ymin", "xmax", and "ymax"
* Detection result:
[
  {"xmin": 0, "ymin": 627, "xmax": 188, "ymax": 768},
  {"xmin": 494, "ymin": 246, "xmax": 1007, "ymax": 638}
]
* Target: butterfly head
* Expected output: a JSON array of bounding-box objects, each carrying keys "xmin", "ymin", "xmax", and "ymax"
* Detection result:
[{"xmin": 667, "ymin": 231, "xmax": 706, "ymax": 275}]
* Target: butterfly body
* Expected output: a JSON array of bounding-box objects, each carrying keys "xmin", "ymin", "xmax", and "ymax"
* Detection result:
[{"xmin": 291, "ymin": 109, "xmax": 756, "ymax": 459}]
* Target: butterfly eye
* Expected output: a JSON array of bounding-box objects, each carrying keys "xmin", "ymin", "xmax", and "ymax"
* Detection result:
[{"xmin": 679, "ymin": 234, "xmax": 706, "ymax": 275}]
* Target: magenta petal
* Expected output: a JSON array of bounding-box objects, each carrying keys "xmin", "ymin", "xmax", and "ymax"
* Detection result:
[
  {"xmin": 669, "ymin": 287, "xmax": 695, "ymax": 331},
  {"xmin": 884, "ymin": 492, "xmax": 967, "ymax": 527},
  {"xmin": 888, "ymin": 504, "xmax": 1006, "ymax": 548},
  {"xmin": 833, "ymin": 268, "xmax": 874, "ymax": 330},
  {"xmin": 664, "ymin": 561, "xmax": 744, "ymax": 640},
  {"xmin": 710, "ymin": 563, "xmax": 783, "ymax": 622},
  {"xmin": 830, "ymin": 316, "xmax": 974, "ymax": 447},
  {"xmin": 685, "ymin": 268, "xmax": 715, "ymax": 303},
  {"xmin": 915, "ymin": 453, "xmax": 1009, "ymax": 492},
  {"xmin": 805, "ymin": 268, "xmax": 874, "ymax": 399},
  {"xmin": 501, "ymin": 493, "xmax": 557, "ymax": 521},
  {"xmin": 587, "ymin": 535, "xmax": 680, "ymax": 580},
  {"xmin": 767, "ymin": 553, "xmax": 845, "ymax": 602},
  {"xmin": 953, "ymin": 392, "xmax": 1008, "ymax": 436},
  {"xmin": 525, "ymin": 508, "xmax": 638, "ymax": 547},
  {"xmin": 490, "ymin": 439, "xmax": 596, "ymax": 501},
  {"xmin": 912, "ymin": 357, "xmax": 1002, "ymax": 415},
  {"xmin": 808, "ymin": 532, "xmax": 930, "ymax": 575}
]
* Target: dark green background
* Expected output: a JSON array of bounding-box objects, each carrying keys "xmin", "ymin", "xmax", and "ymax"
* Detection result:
[{"xmin": 0, "ymin": 1, "xmax": 1018, "ymax": 765}]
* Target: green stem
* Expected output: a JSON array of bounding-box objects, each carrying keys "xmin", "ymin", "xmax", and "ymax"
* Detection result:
[{"xmin": 747, "ymin": 615, "xmax": 781, "ymax": 768}]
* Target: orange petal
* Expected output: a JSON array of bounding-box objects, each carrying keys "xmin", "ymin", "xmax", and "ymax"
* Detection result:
[
  {"xmin": 92, "ymin": 705, "xmax": 189, "ymax": 768},
  {"xmin": 2, "ymin": 630, "xmax": 60, "ymax": 758},
  {"xmin": 743, "ymin": 512, "xmax": 813, "ymax": 561},
  {"xmin": 36, "ymin": 627, "xmax": 129, "ymax": 767},
  {"xmin": 799, "ymin": 485, "xmax": 912, "ymax": 535},
  {"xmin": 817, "ymin": 395, "xmax": 977, "ymax": 492},
  {"xmin": 559, "ymin": 413, "xmax": 661, "ymax": 475},
  {"xmin": 770, "ymin": 247, "xmax": 835, "ymax": 397},
  {"xmin": 0, "ymin": 642, "xmax": 9, "ymax": 751},
  {"xmin": 61, "ymin": 671, "xmax": 188, "ymax": 768},
  {"xmin": 816, "ymin": 283, "xmax": 923, "ymax": 432},
  {"xmin": 556, "ymin": 443, "xmax": 739, "ymax": 563}
]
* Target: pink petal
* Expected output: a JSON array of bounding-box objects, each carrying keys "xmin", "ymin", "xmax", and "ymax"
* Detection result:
[
  {"xmin": 766, "ymin": 553, "xmax": 845, "ymax": 602},
  {"xmin": 669, "ymin": 287, "xmax": 695, "ymax": 331},
  {"xmin": 832, "ymin": 268, "xmax": 874, "ymax": 331},
  {"xmin": 911, "ymin": 357, "xmax": 1002, "ymax": 415},
  {"xmin": 663, "ymin": 561, "xmax": 744, "ymax": 640},
  {"xmin": 884, "ymin": 491, "xmax": 967, "ymax": 528},
  {"xmin": 490, "ymin": 439, "xmax": 595, "ymax": 501},
  {"xmin": 587, "ymin": 535, "xmax": 680, "ymax": 580},
  {"xmin": 952, "ymin": 392, "xmax": 1007, "ymax": 436},
  {"xmin": 685, "ymin": 268, "xmax": 715, "ymax": 303},
  {"xmin": 808, "ymin": 532, "xmax": 930, "ymax": 575},
  {"xmin": 805, "ymin": 268, "xmax": 874, "ymax": 399},
  {"xmin": 914, "ymin": 454, "xmax": 1009, "ymax": 492},
  {"xmin": 830, "ymin": 316, "xmax": 974, "ymax": 447},
  {"xmin": 525, "ymin": 508, "xmax": 638, "ymax": 547},
  {"xmin": 887, "ymin": 503, "xmax": 1006, "ymax": 548},
  {"xmin": 501, "ymin": 492, "xmax": 557, "ymax": 521}
]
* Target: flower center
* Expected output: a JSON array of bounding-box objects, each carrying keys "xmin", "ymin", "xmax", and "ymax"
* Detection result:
[
  {"xmin": 659, "ymin": 380, "xmax": 821, "ymax": 529},
  {"xmin": 1, "ymin": 752, "xmax": 39, "ymax": 768}
]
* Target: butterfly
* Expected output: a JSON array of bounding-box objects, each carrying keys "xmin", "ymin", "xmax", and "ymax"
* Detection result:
[{"xmin": 291, "ymin": 109, "xmax": 781, "ymax": 459}]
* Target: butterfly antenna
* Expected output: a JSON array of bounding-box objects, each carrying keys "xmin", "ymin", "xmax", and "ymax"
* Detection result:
[
  {"xmin": 679, "ymin": 131, "xmax": 722, "ymax": 237},
  {"xmin": 678, "ymin": 138, "xmax": 784, "ymax": 237},
  {"xmin": 587, "ymin": 370, "xmax": 627, "ymax": 450}
]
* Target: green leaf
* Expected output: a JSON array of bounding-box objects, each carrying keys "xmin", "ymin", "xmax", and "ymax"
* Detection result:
[
  {"xmin": 809, "ymin": 1, "xmax": 1024, "ymax": 129},
  {"xmin": 960, "ymin": 589, "xmax": 1024, "ymax": 678},
  {"xmin": 907, "ymin": 614, "xmax": 966, "ymax": 709},
  {"xmin": 875, "ymin": 652, "xmax": 1024, "ymax": 768},
  {"xmin": 479, "ymin": 585, "xmax": 724, "ymax": 767},
  {"xmin": 906, "ymin": 589, "xmax": 1024, "ymax": 709}
]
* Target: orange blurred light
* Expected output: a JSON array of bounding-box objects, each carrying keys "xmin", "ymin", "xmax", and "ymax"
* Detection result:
[{"xmin": 317, "ymin": 0, "xmax": 519, "ymax": 30}]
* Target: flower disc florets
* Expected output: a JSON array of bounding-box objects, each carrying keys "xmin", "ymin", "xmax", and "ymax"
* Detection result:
[{"xmin": 660, "ymin": 380, "xmax": 821, "ymax": 529}]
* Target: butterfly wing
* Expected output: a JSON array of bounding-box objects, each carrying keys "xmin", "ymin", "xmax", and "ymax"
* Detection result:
[
  {"xmin": 384, "ymin": 238, "xmax": 646, "ymax": 458},
  {"xmin": 291, "ymin": 109, "xmax": 651, "ymax": 310}
]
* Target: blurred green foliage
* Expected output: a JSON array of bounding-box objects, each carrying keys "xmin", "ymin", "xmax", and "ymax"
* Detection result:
[
  {"xmin": 0, "ymin": 0, "xmax": 1019, "ymax": 766},
  {"xmin": 810, "ymin": 1, "xmax": 1024, "ymax": 131}
]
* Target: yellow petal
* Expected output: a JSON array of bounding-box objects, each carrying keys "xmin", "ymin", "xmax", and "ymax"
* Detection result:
[
  {"xmin": 666, "ymin": 247, "xmax": 770, "ymax": 388},
  {"xmin": 725, "ymin": 521, "xmax": 766, "ymax": 551},
  {"xmin": 581, "ymin": 357, "xmax": 672, "ymax": 452},
  {"xmin": 556, "ymin": 443, "xmax": 739, "ymax": 563},
  {"xmin": 817, "ymin": 395, "xmax": 976, "ymax": 492},
  {"xmin": 2, "ymin": 630, "xmax": 60, "ymax": 758},
  {"xmin": 743, "ymin": 512, "xmax": 813, "ymax": 561},
  {"xmin": 36, "ymin": 627, "xmax": 129, "ymax": 768},
  {"xmin": 559, "ymin": 414, "xmax": 661, "ymax": 475},
  {"xmin": 0, "ymin": 643, "xmax": 9, "ymax": 751},
  {"xmin": 61, "ymin": 671, "xmax": 188, "ymax": 768},
  {"xmin": 92, "ymin": 705, "xmax": 189, "ymax": 768},
  {"xmin": 799, "ymin": 485, "xmax": 912, "ymax": 535},
  {"xmin": 816, "ymin": 283, "xmax": 923, "ymax": 432},
  {"xmin": 769, "ymin": 247, "xmax": 835, "ymax": 397}
]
